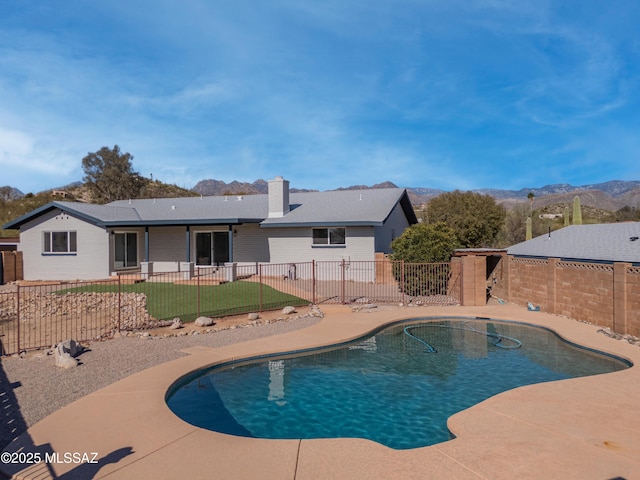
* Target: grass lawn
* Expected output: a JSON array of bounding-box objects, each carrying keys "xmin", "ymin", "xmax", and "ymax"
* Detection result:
[{"xmin": 60, "ymin": 280, "xmax": 309, "ymax": 322}]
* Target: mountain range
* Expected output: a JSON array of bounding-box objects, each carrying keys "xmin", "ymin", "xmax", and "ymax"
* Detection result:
[
  {"xmin": 3, "ymin": 179, "xmax": 640, "ymax": 212},
  {"xmin": 192, "ymin": 179, "xmax": 640, "ymax": 211}
]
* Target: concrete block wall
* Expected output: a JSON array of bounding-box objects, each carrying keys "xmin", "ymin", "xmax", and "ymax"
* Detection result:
[
  {"xmin": 500, "ymin": 257, "xmax": 548, "ymax": 309},
  {"xmin": 555, "ymin": 262, "xmax": 614, "ymax": 328},
  {"xmin": 459, "ymin": 255, "xmax": 486, "ymax": 306},
  {"xmin": 625, "ymin": 267, "xmax": 640, "ymax": 337},
  {"xmin": 492, "ymin": 255, "xmax": 640, "ymax": 336}
]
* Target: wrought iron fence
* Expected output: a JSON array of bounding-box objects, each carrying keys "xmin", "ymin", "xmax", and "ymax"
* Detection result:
[{"xmin": 0, "ymin": 260, "xmax": 460, "ymax": 355}]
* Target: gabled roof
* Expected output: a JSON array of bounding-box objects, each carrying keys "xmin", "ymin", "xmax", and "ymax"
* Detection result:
[
  {"xmin": 3, "ymin": 188, "xmax": 416, "ymax": 230},
  {"xmin": 507, "ymin": 223, "xmax": 640, "ymax": 264},
  {"xmin": 262, "ymin": 189, "xmax": 416, "ymax": 227}
]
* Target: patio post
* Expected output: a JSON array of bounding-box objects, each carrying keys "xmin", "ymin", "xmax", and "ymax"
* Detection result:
[
  {"xmin": 144, "ymin": 227, "xmax": 149, "ymax": 262},
  {"xmin": 185, "ymin": 226, "xmax": 191, "ymax": 262}
]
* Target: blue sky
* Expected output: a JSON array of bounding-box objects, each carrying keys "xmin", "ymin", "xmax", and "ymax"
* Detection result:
[{"xmin": 1, "ymin": 1, "xmax": 639, "ymax": 194}]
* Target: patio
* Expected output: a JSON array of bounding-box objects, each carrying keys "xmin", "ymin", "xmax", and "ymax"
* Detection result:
[{"xmin": 1, "ymin": 303, "xmax": 639, "ymax": 479}]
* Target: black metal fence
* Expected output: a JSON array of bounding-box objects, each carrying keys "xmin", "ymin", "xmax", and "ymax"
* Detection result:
[{"xmin": 0, "ymin": 260, "xmax": 460, "ymax": 355}]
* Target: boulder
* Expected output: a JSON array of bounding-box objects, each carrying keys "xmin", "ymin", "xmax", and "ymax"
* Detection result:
[
  {"xmin": 247, "ymin": 312, "xmax": 260, "ymax": 321},
  {"xmin": 194, "ymin": 316, "xmax": 215, "ymax": 327},
  {"xmin": 169, "ymin": 318, "xmax": 184, "ymax": 330},
  {"xmin": 282, "ymin": 306, "xmax": 297, "ymax": 315},
  {"xmin": 59, "ymin": 339, "xmax": 82, "ymax": 357},
  {"xmin": 54, "ymin": 342, "xmax": 79, "ymax": 369}
]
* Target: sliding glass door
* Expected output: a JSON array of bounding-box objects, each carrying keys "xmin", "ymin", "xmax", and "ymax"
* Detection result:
[{"xmin": 195, "ymin": 232, "xmax": 229, "ymax": 265}]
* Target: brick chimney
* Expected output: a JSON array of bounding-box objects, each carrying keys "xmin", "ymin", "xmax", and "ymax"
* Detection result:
[{"xmin": 268, "ymin": 176, "xmax": 290, "ymax": 218}]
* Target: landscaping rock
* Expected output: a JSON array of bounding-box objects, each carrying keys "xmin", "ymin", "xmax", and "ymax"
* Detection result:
[
  {"xmin": 282, "ymin": 306, "xmax": 297, "ymax": 315},
  {"xmin": 58, "ymin": 339, "xmax": 83, "ymax": 357},
  {"xmin": 169, "ymin": 318, "xmax": 184, "ymax": 330},
  {"xmin": 194, "ymin": 316, "xmax": 215, "ymax": 327},
  {"xmin": 351, "ymin": 304, "xmax": 378, "ymax": 313},
  {"xmin": 54, "ymin": 341, "xmax": 80, "ymax": 369},
  {"xmin": 247, "ymin": 312, "xmax": 259, "ymax": 321}
]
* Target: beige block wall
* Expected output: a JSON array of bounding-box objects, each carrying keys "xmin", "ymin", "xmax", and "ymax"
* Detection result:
[{"xmin": 492, "ymin": 255, "xmax": 640, "ymax": 336}]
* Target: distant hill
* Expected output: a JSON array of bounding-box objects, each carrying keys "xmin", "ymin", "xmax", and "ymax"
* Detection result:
[
  {"xmin": 407, "ymin": 181, "xmax": 640, "ymax": 210},
  {"xmin": 0, "ymin": 186, "xmax": 25, "ymax": 201},
  {"xmin": 193, "ymin": 178, "xmax": 318, "ymax": 196},
  {"xmin": 4, "ymin": 178, "xmax": 640, "ymax": 212}
]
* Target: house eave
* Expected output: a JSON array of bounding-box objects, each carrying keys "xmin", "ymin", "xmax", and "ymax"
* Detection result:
[
  {"xmin": 260, "ymin": 221, "xmax": 383, "ymax": 228},
  {"xmin": 100, "ymin": 218, "xmax": 262, "ymax": 228},
  {"xmin": 2, "ymin": 202, "xmax": 104, "ymax": 230}
]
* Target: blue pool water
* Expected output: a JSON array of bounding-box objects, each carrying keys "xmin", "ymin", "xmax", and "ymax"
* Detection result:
[{"xmin": 166, "ymin": 318, "xmax": 630, "ymax": 450}]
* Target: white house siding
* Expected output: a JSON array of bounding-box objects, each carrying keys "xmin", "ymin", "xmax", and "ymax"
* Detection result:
[
  {"xmin": 374, "ymin": 202, "xmax": 410, "ymax": 253},
  {"xmin": 19, "ymin": 209, "xmax": 110, "ymax": 280}
]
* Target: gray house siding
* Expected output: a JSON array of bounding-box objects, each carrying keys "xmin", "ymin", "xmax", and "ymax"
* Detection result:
[
  {"xmin": 232, "ymin": 224, "xmax": 271, "ymax": 263},
  {"xmin": 267, "ymin": 226, "xmax": 375, "ymax": 264},
  {"xmin": 374, "ymin": 202, "xmax": 410, "ymax": 253},
  {"xmin": 20, "ymin": 209, "xmax": 110, "ymax": 280},
  {"xmin": 147, "ymin": 226, "xmax": 185, "ymax": 272}
]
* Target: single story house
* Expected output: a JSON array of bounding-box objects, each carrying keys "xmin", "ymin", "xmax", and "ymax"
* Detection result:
[
  {"xmin": 2, "ymin": 176, "xmax": 417, "ymax": 280},
  {"xmin": 507, "ymin": 223, "xmax": 640, "ymax": 264}
]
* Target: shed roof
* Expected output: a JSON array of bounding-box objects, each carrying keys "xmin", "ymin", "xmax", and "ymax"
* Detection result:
[{"xmin": 507, "ymin": 223, "xmax": 640, "ymax": 264}]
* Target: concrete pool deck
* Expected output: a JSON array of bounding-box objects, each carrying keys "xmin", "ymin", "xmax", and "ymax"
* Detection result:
[{"xmin": 2, "ymin": 304, "xmax": 640, "ymax": 479}]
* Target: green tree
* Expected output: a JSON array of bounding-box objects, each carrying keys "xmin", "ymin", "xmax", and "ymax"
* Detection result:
[
  {"xmin": 390, "ymin": 222, "xmax": 458, "ymax": 296},
  {"xmin": 391, "ymin": 222, "xmax": 459, "ymax": 263},
  {"xmin": 82, "ymin": 145, "xmax": 147, "ymax": 203},
  {"xmin": 426, "ymin": 190, "xmax": 506, "ymax": 248}
]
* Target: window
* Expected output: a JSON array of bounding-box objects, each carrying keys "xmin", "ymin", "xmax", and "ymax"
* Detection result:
[
  {"xmin": 43, "ymin": 231, "xmax": 77, "ymax": 253},
  {"xmin": 114, "ymin": 232, "xmax": 137, "ymax": 268},
  {"xmin": 312, "ymin": 227, "xmax": 346, "ymax": 245}
]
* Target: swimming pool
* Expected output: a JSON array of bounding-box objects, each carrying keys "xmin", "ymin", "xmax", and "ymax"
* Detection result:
[{"xmin": 166, "ymin": 317, "xmax": 630, "ymax": 450}]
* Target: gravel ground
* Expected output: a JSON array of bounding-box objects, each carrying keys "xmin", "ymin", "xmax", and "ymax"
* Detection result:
[{"xmin": 0, "ymin": 313, "xmax": 322, "ymax": 451}]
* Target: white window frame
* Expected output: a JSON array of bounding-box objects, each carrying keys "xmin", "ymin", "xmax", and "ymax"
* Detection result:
[
  {"xmin": 43, "ymin": 231, "xmax": 77, "ymax": 254},
  {"xmin": 312, "ymin": 227, "xmax": 346, "ymax": 246}
]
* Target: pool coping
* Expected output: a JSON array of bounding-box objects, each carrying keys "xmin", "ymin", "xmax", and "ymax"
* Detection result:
[{"xmin": 2, "ymin": 304, "xmax": 640, "ymax": 479}]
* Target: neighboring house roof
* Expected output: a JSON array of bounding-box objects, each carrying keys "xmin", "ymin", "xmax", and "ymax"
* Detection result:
[
  {"xmin": 2, "ymin": 188, "xmax": 416, "ymax": 229},
  {"xmin": 507, "ymin": 223, "xmax": 640, "ymax": 264}
]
